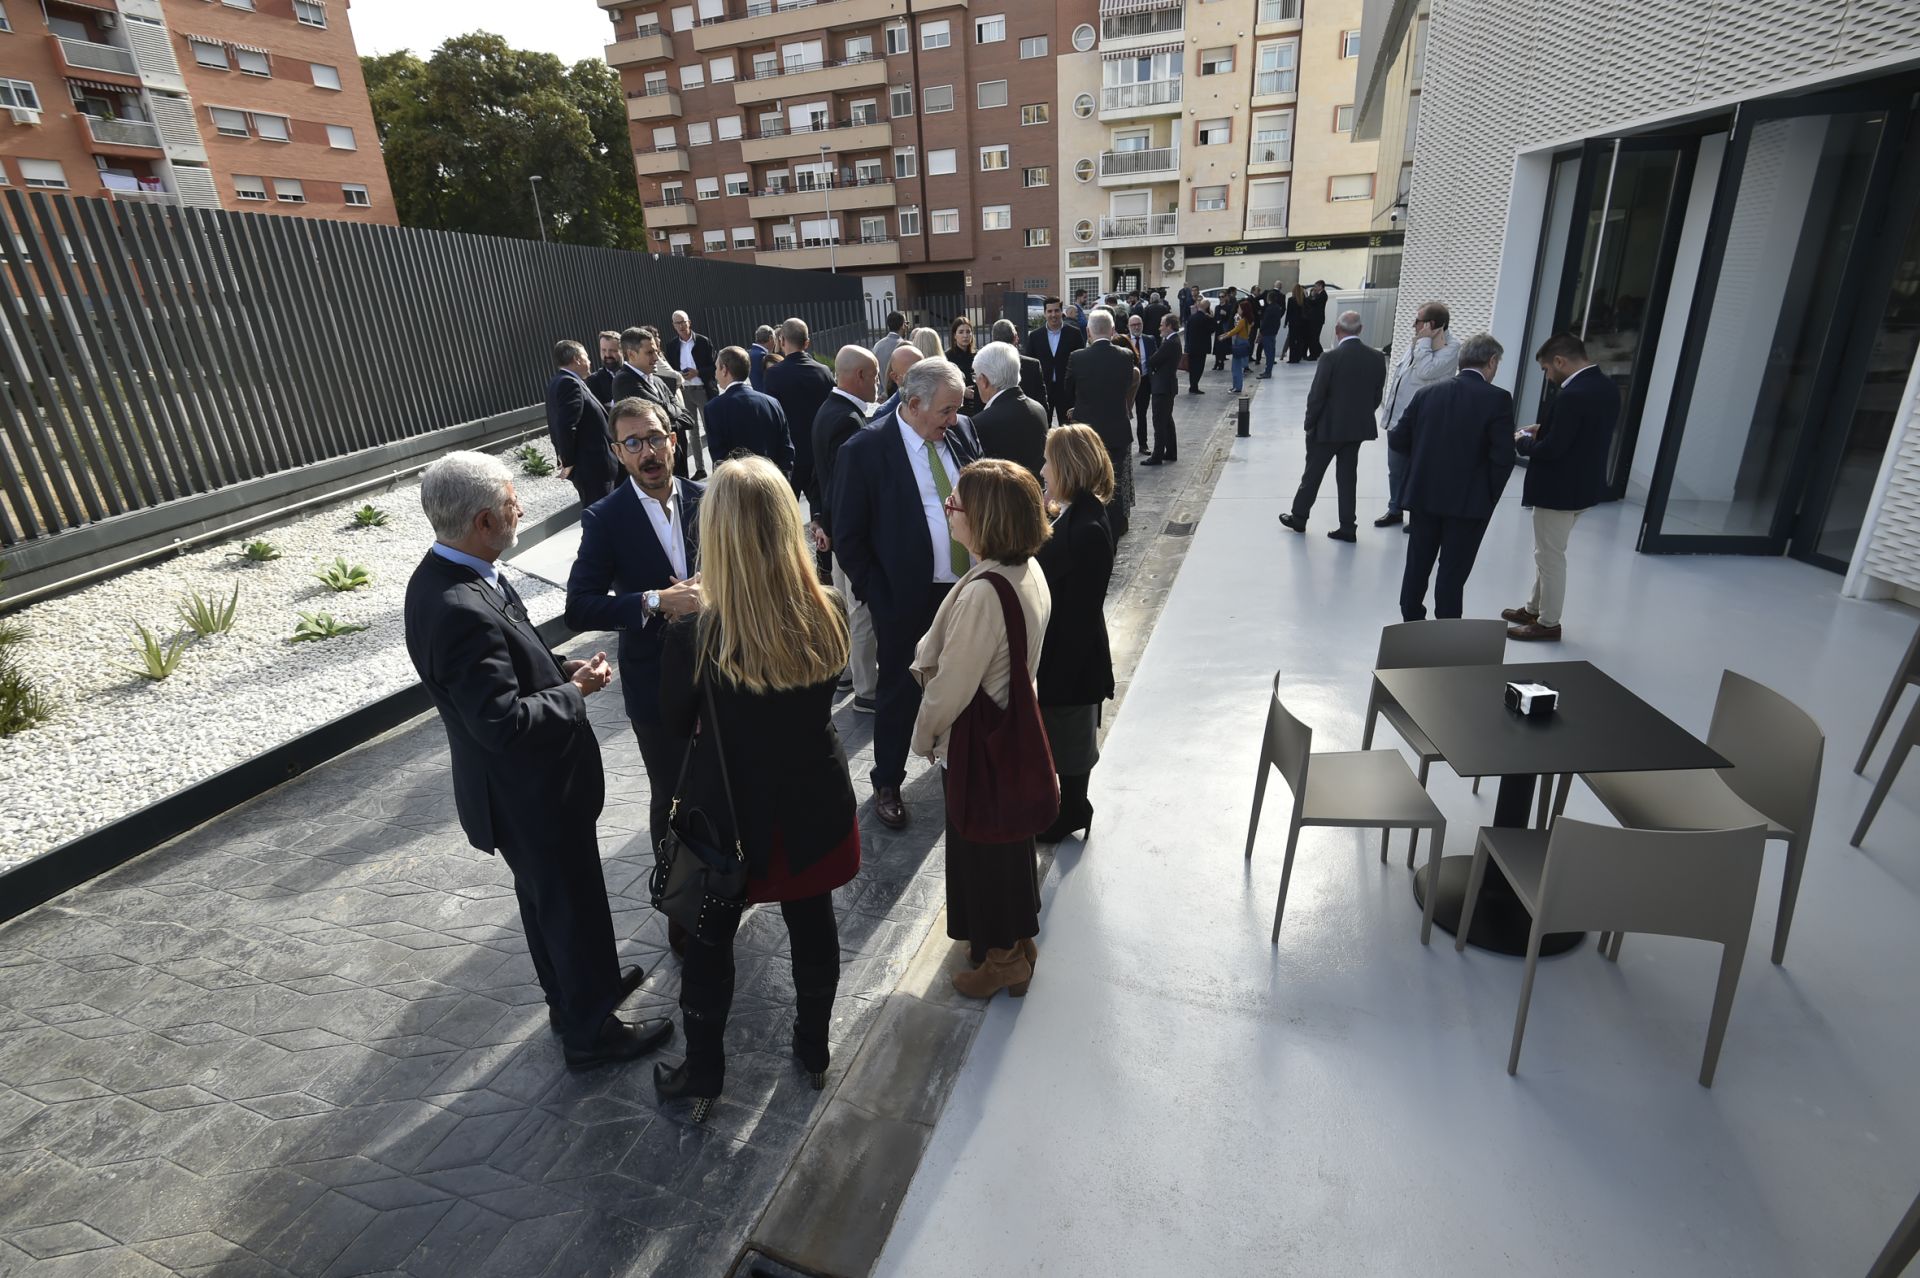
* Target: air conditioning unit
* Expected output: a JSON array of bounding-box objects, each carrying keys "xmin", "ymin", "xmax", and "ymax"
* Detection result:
[
  {"xmin": 1161, "ymin": 245, "xmax": 1183, "ymax": 273},
  {"xmin": 8, "ymin": 107, "xmax": 41, "ymax": 126}
]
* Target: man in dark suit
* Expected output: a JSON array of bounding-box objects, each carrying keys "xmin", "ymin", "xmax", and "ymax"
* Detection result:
[
  {"xmin": 1278, "ymin": 311, "xmax": 1387, "ymax": 541},
  {"xmin": 1023, "ymin": 297, "xmax": 1084, "ymax": 426},
  {"xmin": 588, "ymin": 330, "xmax": 622, "ymax": 406},
  {"xmin": 970, "ymin": 340, "xmax": 1047, "ymax": 481},
  {"xmin": 1147, "ymin": 313, "xmax": 1182, "ymax": 464},
  {"xmin": 811, "ymin": 345, "xmax": 882, "ymax": 712},
  {"xmin": 613, "ymin": 327, "xmax": 695, "ymax": 477},
  {"xmin": 667, "ymin": 311, "xmax": 717, "ymax": 479},
  {"xmin": 565, "ymin": 400, "xmax": 705, "ymax": 872},
  {"xmin": 1184, "ymin": 300, "xmax": 1216, "ymax": 394},
  {"xmin": 764, "ymin": 316, "xmax": 835, "ymax": 507},
  {"xmin": 1065, "ymin": 309, "xmax": 1139, "ymax": 539},
  {"xmin": 702, "ymin": 345, "xmax": 793, "ymax": 476},
  {"xmin": 831, "ymin": 358, "xmax": 978, "ymax": 830},
  {"xmin": 1302, "ymin": 281, "xmax": 1331, "ymax": 360},
  {"xmin": 1126, "ymin": 312, "xmax": 1157, "ymax": 456},
  {"xmin": 749, "ymin": 325, "xmax": 775, "ymax": 393},
  {"xmin": 405, "ymin": 451, "xmax": 668, "ymax": 1070},
  {"xmin": 546, "ymin": 340, "xmax": 619, "ymax": 507},
  {"xmin": 1391, "ymin": 333, "xmax": 1518, "ymax": 621},
  {"xmin": 1504, "ymin": 332, "xmax": 1621, "ymax": 642},
  {"xmin": 989, "ymin": 318, "xmax": 1049, "ymax": 420},
  {"xmin": 1178, "ymin": 285, "xmax": 1193, "ymax": 325},
  {"xmin": 1257, "ymin": 289, "xmax": 1286, "ymax": 377},
  {"xmin": 1143, "ymin": 291, "xmax": 1170, "ymax": 340}
]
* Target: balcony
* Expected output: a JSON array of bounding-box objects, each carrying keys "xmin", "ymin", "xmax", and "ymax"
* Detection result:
[
  {"xmin": 756, "ymin": 238, "xmax": 900, "ymax": 270},
  {"xmin": 741, "ymin": 119, "xmax": 892, "ymax": 164},
  {"xmin": 1099, "ymin": 78, "xmax": 1182, "ymax": 120},
  {"xmin": 643, "ymin": 199, "xmax": 699, "ymax": 227},
  {"xmin": 55, "ymin": 35, "xmax": 140, "ymax": 79},
  {"xmin": 83, "ymin": 114, "xmax": 163, "ymax": 151},
  {"xmin": 1244, "ymin": 208, "xmax": 1288, "ymax": 235},
  {"xmin": 99, "ymin": 172, "xmax": 177, "ymax": 205},
  {"xmin": 1248, "ymin": 139, "xmax": 1293, "ymax": 174},
  {"xmin": 732, "ymin": 54, "xmax": 887, "ymax": 106},
  {"xmin": 1099, "ymin": 2, "xmax": 1183, "ymax": 48},
  {"xmin": 1097, "ymin": 211, "xmax": 1178, "ymax": 246},
  {"xmin": 692, "ymin": 0, "xmax": 906, "ymax": 53},
  {"xmin": 607, "ymin": 30, "xmax": 675, "ymax": 66},
  {"xmin": 1252, "ymin": 70, "xmax": 1298, "ymax": 108},
  {"xmin": 748, "ymin": 179, "xmax": 894, "ymax": 220},
  {"xmin": 1254, "ymin": 0, "xmax": 1302, "ymax": 32},
  {"xmin": 633, "ymin": 146, "xmax": 689, "ymax": 175},
  {"xmin": 627, "ymin": 87, "xmax": 683, "ymax": 121},
  {"xmin": 1097, "ymin": 145, "xmax": 1178, "ymax": 186}
]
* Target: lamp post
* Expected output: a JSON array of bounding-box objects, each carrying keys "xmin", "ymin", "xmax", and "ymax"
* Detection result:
[
  {"xmin": 820, "ymin": 143, "xmax": 836, "ymax": 273},
  {"xmin": 529, "ymin": 174, "xmax": 548, "ymax": 244}
]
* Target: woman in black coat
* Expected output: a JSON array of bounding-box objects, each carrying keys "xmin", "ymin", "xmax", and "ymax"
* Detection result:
[
  {"xmin": 1284, "ymin": 285, "xmax": 1309, "ymax": 363},
  {"xmin": 653, "ymin": 455, "xmax": 858, "ymax": 1123},
  {"xmin": 1034, "ymin": 425, "xmax": 1116, "ymax": 842}
]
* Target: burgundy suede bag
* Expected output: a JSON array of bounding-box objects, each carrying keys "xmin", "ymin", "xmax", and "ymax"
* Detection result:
[{"xmin": 943, "ymin": 573, "xmax": 1060, "ymax": 842}]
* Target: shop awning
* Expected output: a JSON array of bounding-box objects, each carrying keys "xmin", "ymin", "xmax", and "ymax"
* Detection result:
[{"xmin": 1102, "ymin": 40, "xmax": 1183, "ymax": 60}]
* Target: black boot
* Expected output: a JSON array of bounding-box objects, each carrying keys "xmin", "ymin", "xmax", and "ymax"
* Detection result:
[
  {"xmin": 656, "ymin": 943, "xmax": 731, "ymax": 1122},
  {"xmin": 791, "ymin": 958, "xmax": 839, "ymax": 1091},
  {"xmin": 1037, "ymin": 773, "xmax": 1094, "ymax": 843}
]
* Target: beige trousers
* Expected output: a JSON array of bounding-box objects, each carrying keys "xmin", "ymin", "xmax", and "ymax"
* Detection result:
[
  {"xmin": 1526, "ymin": 506, "xmax": 1585, "ymax": 627},
  {"xmin": 831, "ymin": 553, "xmax": 879, "ymax": 700}
]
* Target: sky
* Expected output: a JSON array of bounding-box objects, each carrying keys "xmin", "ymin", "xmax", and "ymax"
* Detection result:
[{"xmin": 349, "ymin": 0, "xmax": 611, "ymax": 65}]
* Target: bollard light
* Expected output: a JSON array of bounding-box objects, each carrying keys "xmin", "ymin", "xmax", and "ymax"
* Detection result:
[{"xmin": 1237, "ymin": 394, "xmax": 1251, "ymax": 438}]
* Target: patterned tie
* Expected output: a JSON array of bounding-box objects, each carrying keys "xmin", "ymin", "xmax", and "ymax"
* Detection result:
[{"xmin": 924, "ymin": 441, "xmax": 970, "ymax": 578}]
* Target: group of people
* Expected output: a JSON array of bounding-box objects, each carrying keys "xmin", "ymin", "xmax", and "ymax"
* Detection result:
[{"xmin": 1276, "ymin": 301, "xmax": 1620, "ymax": 640}]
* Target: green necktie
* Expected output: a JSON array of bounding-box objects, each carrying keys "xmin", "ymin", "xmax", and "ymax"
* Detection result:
[{"xmin": 925, "ymin": 441, "xmax": 970, "ymax": 577}]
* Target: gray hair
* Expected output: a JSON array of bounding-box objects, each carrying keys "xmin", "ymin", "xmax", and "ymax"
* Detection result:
[
  {"xmin": 973, "ymin": 341, "xmax": 1021, "ymax": 393},
  {"xmin": 901, "ymin": 357, "xmax": 964, "ymax": 410},
  {"xmin": 990, "ymin": 318, "xmax": 1019, "ymax": 344},
  {"xmin": 1458, "ymin": 332, "xmax": 1504, "ymax": 370},
  {"xmin": 754, "ymin": 324, "xmax": 775, "ymax": 344},
  {"xmin": 1334, "ymin": 310, "xmax": 1363, "ymax": 337},
  {"xmin": 834, "ymin": 343, "xmax": 877, "ymax": 379},
  {"xmin": 421, "ymin": 451, "xmax": 513, "ymax": 542},
  {"xmin": 1087, "ymin": 307, "xmax": 1115, "ymax": 338}
]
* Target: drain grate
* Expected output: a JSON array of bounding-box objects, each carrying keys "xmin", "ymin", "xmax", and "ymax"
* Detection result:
[{"xmin": 1163, "ymin": 519, "xmax": 1196, "ymax": 537}]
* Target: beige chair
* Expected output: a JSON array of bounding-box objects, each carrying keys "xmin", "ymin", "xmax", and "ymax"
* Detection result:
[
  {"xmin": 1856, "ymin": 622, "xmax": 1920, "ymax": 775},
  {"xmin": 1553, "ymin": 670, "xmax": 1823, "ymax": 965},
  {"xmin": 1246, "ymin": 673, "xmax": 1447, "ymax": 944},
  {"xmin": 1456, "ymin": 818, "xmax": 1768, "ymax": 1087},
  {"xmin": 1852, "ymin": 697, "xmax": 1916, "ymax": 849},
  {"xmin": 1362, "ymin": 619, "xmax": 1507, "ymax": 865}
]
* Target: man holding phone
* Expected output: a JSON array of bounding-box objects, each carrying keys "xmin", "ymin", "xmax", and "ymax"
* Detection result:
[{"xmin": 1375, "ymin": 301, "xmax": 1460, "ymax": 529}]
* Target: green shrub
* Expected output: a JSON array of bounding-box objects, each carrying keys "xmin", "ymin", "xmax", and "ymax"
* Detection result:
[
  {"xmin": 0, "ymin": 560, "xmax": 47, "ymax": 735},
  {"xmin": 315, "ymin": 558, "xmax": 373, "ymax": 592},
  {"xmin": 178, "ymin": 584, "xmax": 240, "ymax": 637},
  {"xmin": 233, "ymin": 539, "xmax": 282, "ymax": 563},
  {"xmin": 515, "ymin": 443, "xmax": 554, "ymax": 477},
  {"xmin": 126, "ymin": 622, "xmax": 188, "ymax": 682},
  {"xmin": 352, "ymin": 503, "xmax": 391, "ymax": 528},
  {"xmin": 291, "ymin": 611, "xmax": 369, "ymax": 643}
]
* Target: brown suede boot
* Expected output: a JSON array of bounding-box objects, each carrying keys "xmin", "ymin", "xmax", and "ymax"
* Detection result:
[
  {"xmin": 951, "ymin": 946, "xmax": 1033, "ymax": 1000},
  {"xmin": 1018, "ymin": 938, "xmax": 1038, "ymax": 975}
]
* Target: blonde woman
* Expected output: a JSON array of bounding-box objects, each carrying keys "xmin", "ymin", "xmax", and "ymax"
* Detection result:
[
  {"xmin": 911, "ymin": 459, "xmax": 1053, "ymax": 1000},
  {"xmin": 654, "ymin": 455, "xmax": 858, "ymax": 1122},
  {"xmin": 1035, "ymin": 426, "xmax": 1116, "ymax": 842},
  {"xmin": 909, "ymin": 326, "xmax": 945, "ymax": 361}
]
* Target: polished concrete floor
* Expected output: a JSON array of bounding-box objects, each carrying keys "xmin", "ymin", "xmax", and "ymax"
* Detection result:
[{"xmin": 878, "ymin": 361, "xmax": 1920, "ymax": 1277}]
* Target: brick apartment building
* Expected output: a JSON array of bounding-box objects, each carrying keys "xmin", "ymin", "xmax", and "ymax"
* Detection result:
[{"xmin": 0, "ymin": 0, "xmax": 394, "ymax": 221}]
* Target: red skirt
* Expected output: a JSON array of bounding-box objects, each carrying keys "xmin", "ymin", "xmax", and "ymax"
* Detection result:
[{"xmin": 747, "ymin": 820, "xmax": 861, "ymax": 904}]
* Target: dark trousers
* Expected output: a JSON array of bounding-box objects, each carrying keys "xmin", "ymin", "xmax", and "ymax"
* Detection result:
[
  {"xmin": 680, "ymin": 891, "xmax": 841, "ymax": 1088},
  {"xmin": 1290, "ymin": 440, "xmax": 1361, "ymax": 530},
  {"xmin": 496, "ymin": 830, "xmax": 623, "ymax": 1049},
  {"xmin": 1259, "ymin": 332, "xmax": 1278, "ymax": 370},
  {"xmin": 1401, "ymin": 511, "xmax": 1492, "ymax": 621},
  {"xmin": 872, "ymin": 585, "xmax": 952, "ymax": 790},
  {"xmin": 1043, "ymin": 385, "xmax": 1069, "ymax": 426},
  {"xmin": 1150, "ymin": 392, "xmax": 1177, "ymax": 460},
  {"xmin": 1306, "ymin": 327, "xmax": 1325, "ymax": 360},
  {"xmin": 569, "ymin": 470, "xmax": 615, "ymax": 508},
  {"xmin": 1187, "ymin": 354, "xmax": 1205, "ymax": 393},
  {"xmin": 1134, "ymin": 386, "xmax": 1152, "ymax": 451},
  {"xmin": 1287, "ymin": 331, "xmax": 1308, "ymax": 364},
  {"xmin": 632, "ymin": 719, "xmax": 686, "ymax": 853}
]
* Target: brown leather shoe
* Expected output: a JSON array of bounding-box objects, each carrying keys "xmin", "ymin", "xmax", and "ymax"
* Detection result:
[
  {"xmin": 874, "ymin": 785, "xmax": 909, "ymax": 830},
  {"xmin": 951, "ymin": 946, "xmax": 1033, "ymax": 1000},
  {"xmin": 1508, "ymin": 621, "xmax": 1563, "ymax": 641},
  {"xmin": 1500, "ymin": 605, "xmax": 1539, "ymax": 625}
]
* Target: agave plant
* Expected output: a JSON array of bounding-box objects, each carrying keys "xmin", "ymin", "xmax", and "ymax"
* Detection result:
[
  {"xmin": 315, "ymin": 558, "xmax": 373, "ymax": 592},
  {"xmin": 178, "ymin": 584, "xmax": 240, "ymax": 638},
  {"xmin": 351, "ymin": 503, "xmax": 391, "ymax": 528},
  {"xmin": 0, "ymin": 558, "xmax": 47, "ymax": 734},
  {"xmin": 126, "ymin": 622, "xmax": 189, "ymax": 681},
  {"xmin": 290, "ymin": 611, "xmax": 369, "ymax": 643},
  {"xmin": 233, "ymin": 539, "xmax": 282, "ymax": 563}
]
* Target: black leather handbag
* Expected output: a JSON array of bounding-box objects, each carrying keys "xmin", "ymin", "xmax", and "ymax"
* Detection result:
[{"xmin": 649, "ymin": 680, "xmax": 749, "ymax": 946}]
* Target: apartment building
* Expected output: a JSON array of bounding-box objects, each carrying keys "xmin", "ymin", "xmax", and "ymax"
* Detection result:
[
  {"xmin": 1351, "ymin": 0, "xmax": 1421, "ymax": 289},
  {"xmin": 0, "ymin": 0, "xmax": 394, "ymax": 221},
  {"xmin": 601, "ymin": 0, "xmax": 1062, "ymax": 309}
]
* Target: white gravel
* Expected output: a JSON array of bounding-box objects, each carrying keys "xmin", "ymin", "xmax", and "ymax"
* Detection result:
[{"xmin": 0, "ymin": 441, "xmax": 580, "ymax": 870}]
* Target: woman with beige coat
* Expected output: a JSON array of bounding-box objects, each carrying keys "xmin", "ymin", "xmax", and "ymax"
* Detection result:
[{"xmin": 911, "ymin": 458, "xmax": 1054, "ymax": 1000}]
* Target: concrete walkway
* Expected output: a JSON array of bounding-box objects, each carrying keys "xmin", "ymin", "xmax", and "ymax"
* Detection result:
[{"xmin": 877, "ymin": 362, "xmax": 1920, "ymax": 1276}]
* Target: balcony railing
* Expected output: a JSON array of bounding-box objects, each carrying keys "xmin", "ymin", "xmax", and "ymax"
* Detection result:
[
  {"xmin": 752, "ymin": 116, "xmax": 866, "ymax": 140},
  {"xmin": 1256, "ymin": 0, "xmax": 1299, "ymax": 21},
  {"xmin": 750, "ymin": 51, "xmax": 879, "ymax": 80},
  {"xmin": 100, "ymin": 173, "xmax": 176, "ymax": 204},
  {"xmin": 1255, "ymin": 69, "xmax": 1297, "ymax": 95},
  {"xmin": 1098, "ymin": 212, "xmax": 1178, "ymax": 240},
  {"xmin": 59, "ymin": 36, "xmax": 138, "ymax": 76},
  {"xmin": 1245, "ymin": 209, "xmax": 1288, "ymax": 231},
  {"xmin": 1250, "ymin": 139, "xmax": 1293, "ymax": 165},
  {"xmin": 755, "ymin": 175, "xmax": 890, "ymax": 197},
  {"xmin": 1100, "ymin": 6, "xmax": 1183, "ymax": 42},
  {"xmin": 86, "ymin": 115, "xmax": 163, "ymax": 149},
  {"xmin": 1101, "ymin": 79, "xmax": 1182, "ymax": 112},
  {"xmin": 1098, "ymin": 145, "xmax": 1178, "ymax": 179},
  {"xmin": 643, "ymin": 195, "xmax": 690, "ymax": 208}
]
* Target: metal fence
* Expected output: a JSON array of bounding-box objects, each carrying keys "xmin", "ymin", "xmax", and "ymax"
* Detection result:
[
  {"xmin": 862, "ymin": 291, "xmax": 1041, "ymax": 347},
  {"xmin": 0, "ymin": 190, "xmax": 862, "ymax": 554}
]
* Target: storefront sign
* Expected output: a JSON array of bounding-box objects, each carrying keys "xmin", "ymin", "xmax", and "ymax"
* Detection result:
[{"xmin": 1186, "ymin": 230, "xmax": 1404, "ymax": 258}]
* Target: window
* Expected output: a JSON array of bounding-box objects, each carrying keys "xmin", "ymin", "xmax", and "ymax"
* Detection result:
[
  {"xmin": 1072, "ymin": 93, "xmax": 1094, "ymax": 118},
  {"xmin": 653, "ymin": 126, "xmax": 677, "ymax": 149},
  {"xmin": 855, "ymin": 157, "xmax": 883, "ymax": 184},
  {"xmin": 0, "ymin": 80, "xmax": 41, "ymax": 112},
  {"xmin": 759, "ymin": 111, "xmax": 782, "ymax": 136},
  {"xmin": 782, "ymin": 39, "xmax": 822, "ymax": 70},
  {"xmin": 1197, "ymin": 117, "xmax": 1230, "ymax": 145},
  {"xmin": 1073, "ymin": 220, "xmax": 1093, "ymax": 242},
  {"xmin": 1329, "ymin": 172, "xmax": 1374, "ymax": 200},
  {"xmin": 717, "ymin": 115, "xmax": 742, "ymax": 140},
  {"xmin": 800, "ymin": 217, "xmax": 838, "ymax": 246},
  {"xmin": 695, "ymin": 177, "xmax": 719, "ymax": 200},
  {"xmin": 251, "ymin": 113, "xmax": 289, "ymax": 142},
  {"xmin": 890, "ymin": 84, "xmax": 912, "ymax": 117},
  {"xmin": 891, "ymin": 149, "xmax": 916, "ymax": 180},
  {"xmin": 979, "ymin": 145, "xmax": 1009, "ymax": 171},
  {"xmin": 1025, "ymin": 227, "xmax": 1050, "ymax": 247},
  {"xmin": 1072, "ymin": 24, "xmax": 1095, "ymax": 51},
  {"xmin": 273, "ymin": 178, "xmax": 305, "ymax": 203},
  {"xmin": 1023, "ymin": 166, "xmax": 1049, "ymax": 188},
  {"xmin": 1074, "ymin": 158, "xmax": 1094, "ymax": 182},
  {"xmin": 1247, "ymin": 177, "xmax": 1287, "ymax": 229},
  {"xmin": 236, "ymin": 49, "xmax": 270, "ymax": 77},
  {"xmin": 223, "ymin": 0, "xmax": 256, "ymax": 9},
  {"xmin": 898, "ymin": 206, "xmax": 920, "ymax": 236},
  {"xmin": 687, "ymin": 120, "xmax": 712, "ymax": 146},
  {"xmin": 680, "ymin": 64, "xmax": 704, "ymax": 89},
  {"xmin": 931, "ymin": 208, "xmax": 959, "ymax": 234},
  {"xmin": 859, "ymin": 215, "xmax": 886, "ymax": 241},
  {"xmin": 209, "ymin": 107, "xmax": 248, "ymax": 137},
  {"xmin": 974, "ymin": 15, "xmax": 1005, "ymax": 43},
  {"xmin": 794, "ymin": 161, "xmax": 831, "ymax": 191},
  {"xmin": 669, "ymin": 233, "xmax": 692, "ymax": 256},
  {"xmin": 1020, "ymin": 35, "xmax": 1048, "ymax": 59},
  {"xmin": 886, "ymin": 22, "xmax": 909, "ymax": 54},
  {"xmin": 1200, "ymin": 47, "xmax": 1234, "ymax": 75},
  {"xmin": 981, "ymin": 205, "xmax": 1011, "ymax": 231},
  {"xmin": 764, "ymin": 169, "xmax": 787, "ymax": 192},
  {"xmin": 644, "ymin": 71, "xmax": 668, "ymax": 95},
  {"xmin": 18, "ymin": 159, "xmax": 66, "ymax": 189},
  {"xmin": 1194, "ymin": 184, "xmax": 1227, "ymax": 210},
  {"xmin": 705, "ymin": 229, "xmax": 727, "ymax": 253},
  {"xmin": 977, "ymin": 80, "xmax": 1007, "ymax": 109},
  {"xmin": 1256, "ymin": 0, "xmax": 1298, "ymax": 19},
  {"xmin": 192, "ymin": 40, "xmax": 229, "ymax": 70},
  {"xmin": 920, "ymin": 19, "xmax": 950, "ymax": 49},
  {"xmin": 343, "ymin": 184, "xmax": 371, "ymax": 207},
  {"xmin": 710, "ymin": 56, "xmax": 736, "ymax": 83},
  {"xmin": 1252, "ymin": 110, "xmax": 1292, "ymax": 163},
  {"xmin": 634, "ymin": 15, "xmax": 661, "ymax": 36},
  {"xmin": 326, "ymin": 124, "xmax": 356, "ymax": 150},
  {"xmin": 310, "ymin": 63, "xmax": 342, "ymax": 90},
  {"xmin": 753, "ymin": 52, "xmax": 778, "ymax": 79},
  {"xmin": 733, "ymin": 226, "xmax": 756, "ymax": 250},
  {"xmin": 725, "ymin": 171, "xmax": 750, "ymax": 196},
  {"xmin": 1021, "ymin": 103, "xmax": 1049, "ymax": 126},
  {"xmin": 850, "ymin": 98, "xmax": 877, "ymax": 125},
  {"xmin": 1334, "ymin": 104, "xmax": 1354, "ymax": 132},
  {"xmin": 672, "ymin": 5, "xmax": 694, "ymax": 30},
  {"xmin": 233, "ymin": 174, "xmax": 267, "ymax": 202},
  {"xmin": 661, "ymin": 181, "xmax": 686, "ymax": 204},
  {"xmin": 846, "ymin": 35, "xmax": 874, "ymax": 60},
  {"xmin": 772, "ymin": 224, "xmax": 795, "ymax": 249},
  {"xmin": 1341, "ymin": 28, "xmax": 1361, "ymax": 57},
  {"xmin": 924, "ymin": 84, "xmax": 953, "ymax": 113},
  {"xmin": 293, "ymin": 0, "xmax": 326, "ymax": 27},
  {"xmin": 1256, "ymin": 39, "xmax": 1298, "ymax": 94},
  {"xmin": 928, "ymin": 148, "xmax": 956, "ymax": 175},
  {"xmin": 0, "ymin": 3, "xmax": 10, "ymax": 32}
]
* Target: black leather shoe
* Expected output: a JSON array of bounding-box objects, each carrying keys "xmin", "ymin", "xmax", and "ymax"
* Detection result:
[
  {"xmin": 654, "ymin": 1061, "xmax": 721, "ymax": 1123},
  {"xmin": 550, "ymin": 965, "xmax": 646, "ymax": 1034},
  {"xmin": 1141, "ymin": 456, "xmax": 1163, "ymax": 467},
  {"xmin": 1277, "ymin": 513, "xmax": 1305, "ymax": 534},
  {"xmin": 1327, "ymin": 527, "xmax": 1357, "ymax": 543},
  {"xmin": 1373, "ymin": 511, "xmax": 1403, "ymax": 527},
  {"xmin": 564, "ymin": 1016, "xmax": 674, "ymax": 1072},
  {"xmin": 874, "ymin": 785, "xmax": 908, "ymax": 830}
]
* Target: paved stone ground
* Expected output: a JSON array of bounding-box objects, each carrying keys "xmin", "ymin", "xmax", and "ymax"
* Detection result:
[{"xmin": 0, "ymin": 384, "xmax": 1243, "ymax": 1278}]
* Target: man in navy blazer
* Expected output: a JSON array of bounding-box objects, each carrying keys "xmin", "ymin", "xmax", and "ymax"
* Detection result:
[
  {"xmin": 1023, "ymin": 297, "xmax": 1084, "ymax": 425},
  {"xmin": 406, "ymin": 451, "xmax": 668, "ymax": 1070},
  {"xmin": 565, "ymin": 400, "xmax": 705, "ymax": 859},
  {"xmin": 702, "ymin": 346, "xmax": 794, "ymax": 476},
  {"xmin": 765, "ymin": 317, "xmax": 835, "ymax": 507},
  {"xmin": 749, "ymin": 325, "xmax": 774, "ymax": 393},
  {"xmin": 1390, "ymin": 333, "xmax": 1517, "ymax": 622},
  {"xmin": 1504, "ymin": 332, "xmax": 1621, "ymax": 642},
  {"xmin": 547, "ymin": 340, "xmax": 619, "ymax": 507},
  {"xmin": 831, "ymin": 358, "xmax": 979, "ymax": 830}
]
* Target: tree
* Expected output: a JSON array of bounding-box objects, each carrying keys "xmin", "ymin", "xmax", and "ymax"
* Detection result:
[{"xmin": 363, "ymin": 33, "xmax": 648, "ymax": 250}]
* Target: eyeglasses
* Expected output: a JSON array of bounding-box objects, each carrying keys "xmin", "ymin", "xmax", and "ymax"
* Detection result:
[
  {"xmin": 942, "ymin": 493, "xmax": 964, "ymax": 515},
  {"xmin": 620, "ymin": 433, "xmax": 673, "ymax": 454}
]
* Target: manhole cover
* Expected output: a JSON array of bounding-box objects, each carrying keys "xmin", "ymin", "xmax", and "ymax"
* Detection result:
[{"xmin": 1164, "ymin": 520, "xmax": 1196, "ymax": 537}]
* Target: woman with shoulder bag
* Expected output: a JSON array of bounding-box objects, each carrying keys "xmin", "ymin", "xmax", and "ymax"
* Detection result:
[
  {"xmin": 1034, "ymin": 426, "xmax": 1115, "ymax": 843},
  {"xmin": 911, "ymin": 459, "xmax": 1054, "ymax": 1001},
  {"xmin": 653, "ymin": 455, "xmax": 859, "ymax": 1122}
]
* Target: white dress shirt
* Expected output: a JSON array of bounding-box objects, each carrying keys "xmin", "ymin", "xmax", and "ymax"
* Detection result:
[
  {"xmin": 831, "ymin": 386, "xmax": 871, "ymax": 413},
  {"xmin": 1558, "ymin": 364, "xmax": 1596, "ymax": 389},
  {"xmin": 431, "ymin": 543, "xmax": 501, "ymax": 591},
  {"xmin": 676, "ymin": 336, "xmax": 703, "ymax": 386},
  {"xmin": 1047, "ymin": 328, "xmax": 1062, "ymax": 356},
  {"xmin": 631, "ymin": 476, "xmax": 688, "ymax": 579},
  {"xmin": 897, "ymin": 415, "xmax": 964, "ymax": 584}
]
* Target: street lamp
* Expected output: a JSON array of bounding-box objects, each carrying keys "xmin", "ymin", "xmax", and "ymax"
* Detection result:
[
  {"xmin": 819, "ymin": 144, "xmax": 836, "ymax": 274},
  {"xmin": 529, "ymin": 174, "xmax": 548, "ymax": 244}
]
